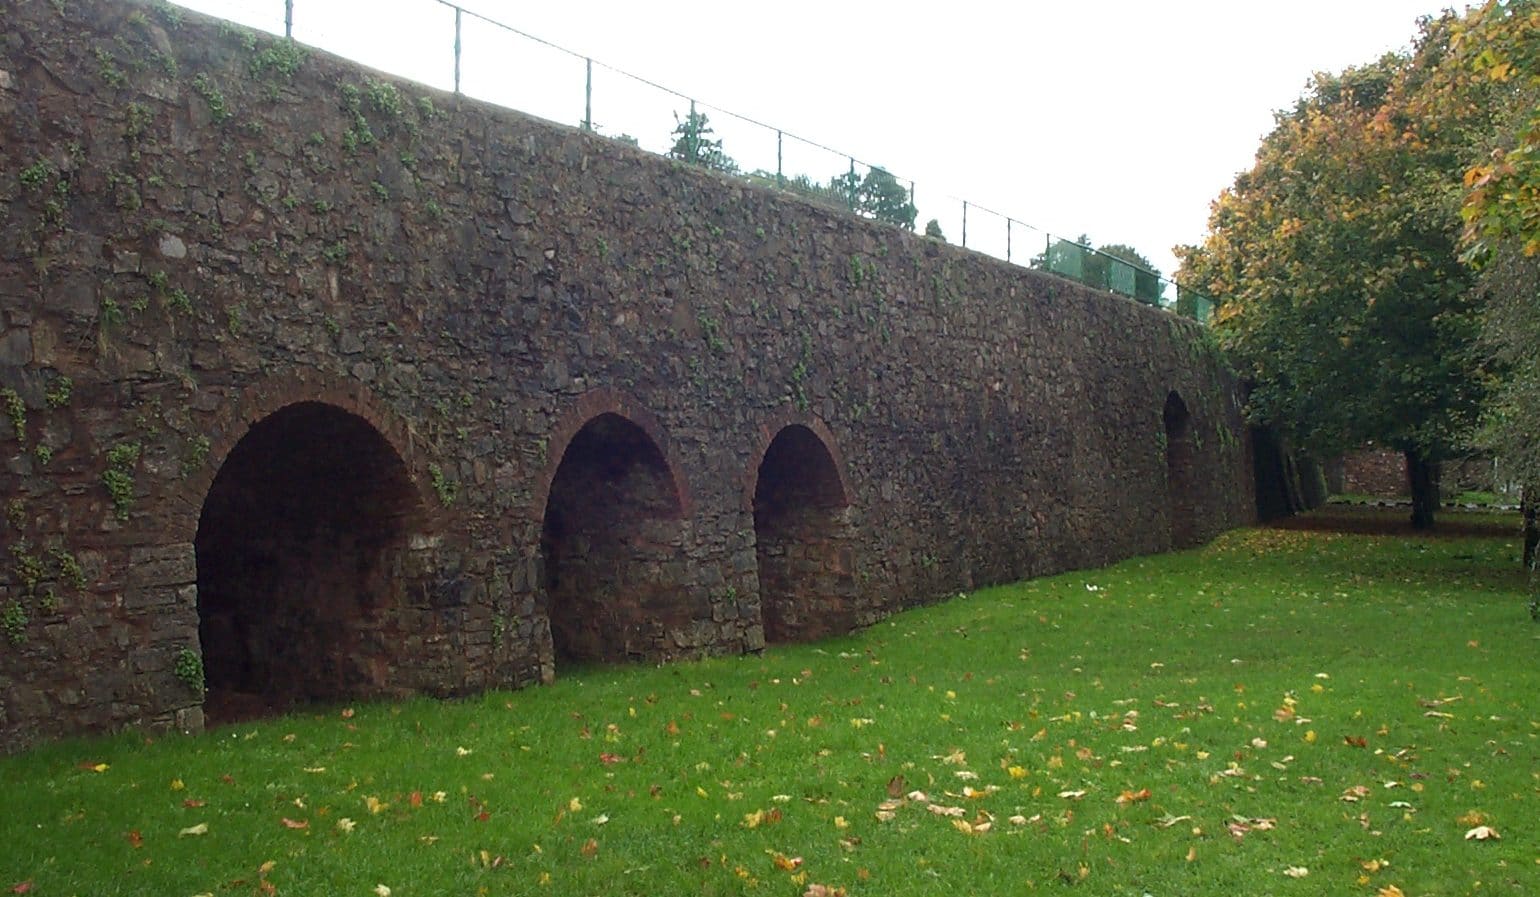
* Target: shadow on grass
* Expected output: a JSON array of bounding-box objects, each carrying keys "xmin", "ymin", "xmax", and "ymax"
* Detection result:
[{"xmin": 1268, "ymin": 505, "xmax": 1520, "ymax": 539}]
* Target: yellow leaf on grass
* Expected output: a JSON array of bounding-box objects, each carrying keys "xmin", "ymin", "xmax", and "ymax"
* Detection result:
[
  {"xmin": 1377, "ymin": 887, "xmax": 1407, "ymax": 897},
  {"xmin": 178, "ymin": 823, "xmax": 208, "ymax": 837},
  {"xmin": 1464, "ymin": 825, "xmax": 1500, "ymax": 841}
]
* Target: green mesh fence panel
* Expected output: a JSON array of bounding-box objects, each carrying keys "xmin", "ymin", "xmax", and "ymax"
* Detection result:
[
  {"xmin": 1194, "ymin": 296, "xmax": 1214, "ymax": 324},
  {"xmin": 1108, "ymin": 259, "xmax": 1136, "ymax": 297},
  {"xmin": 1046, "ymin": 240, "xmax": 1084, "ymax": 280}
]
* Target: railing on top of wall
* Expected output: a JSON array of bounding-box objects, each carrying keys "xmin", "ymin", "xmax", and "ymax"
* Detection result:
[{"xmin": 194, "ymin": 0, "xmax": 1220, "ymax": 324}]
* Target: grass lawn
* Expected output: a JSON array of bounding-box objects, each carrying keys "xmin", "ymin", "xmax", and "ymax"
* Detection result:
[{"xmin": 2, "ymin": 509, "xmax": 1536, "ymax": 896}]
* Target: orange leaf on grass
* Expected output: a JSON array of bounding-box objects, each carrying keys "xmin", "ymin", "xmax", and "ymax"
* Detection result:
[{"xmin": 280, "ymin": 818, "xmax": 309, "ymax": 830}]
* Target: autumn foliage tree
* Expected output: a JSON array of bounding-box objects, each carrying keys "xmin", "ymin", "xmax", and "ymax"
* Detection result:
[
  {"xmin": 1177, "ymin": 17, "xmax": 1497, "ymax": 529},
  {"xmin": 1442, "ymin": 0, "xmax": 1540, "ymax": 576}
]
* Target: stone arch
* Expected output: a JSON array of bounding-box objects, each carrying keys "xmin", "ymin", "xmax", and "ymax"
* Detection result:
[
  {"xmin": 1163, "ymin": 390, "xmax": 1198, "ymax": 549},
  {"xmin": 193, "ymin": 399, "xmax": 428, "ymax": 721},
  {"xmin": 748, "ymin": 418, "xmax": 859, "ymax": 643},
  {"xmin": 538, "ymin": 394, "xmax": 691, "ymax": 668}
]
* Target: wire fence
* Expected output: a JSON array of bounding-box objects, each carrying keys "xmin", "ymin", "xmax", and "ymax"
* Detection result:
[{"xmin": 186, "ymin": 0, "xmax": 1218, "ymax": 324}]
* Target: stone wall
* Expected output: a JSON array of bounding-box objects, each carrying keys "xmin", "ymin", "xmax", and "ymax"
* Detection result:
[{"xmin": 0, "ymin": 0, "xmax": 1254, "ymax": 751}]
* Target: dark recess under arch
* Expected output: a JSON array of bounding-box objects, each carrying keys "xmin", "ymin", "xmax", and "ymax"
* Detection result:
[
  {"xmin": 194, "ymin": 401, "xmax": 419, "ymax": 722},
  {"xmin": 1164, "ymin": 391, "xmax": 1198, "ymax": 549},
  {"xmin": 752, "ymin": 424, "xmax": 857, "ymax": 642},
  {"xmin": 540, "ymin": 413, "xmax": 687, "ymax": 667}
]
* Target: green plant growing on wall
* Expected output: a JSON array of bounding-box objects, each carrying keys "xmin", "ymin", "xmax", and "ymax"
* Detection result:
[
  {"xmin": 181, "ymin": 435, "xmax": 211, "ymax": 477},
  {"xmin": 1, "ymin": 388, "xmax": 26, "ymax": 443},
  {"xmin": 11, "ymin": 543, "xmax": 44, "ymax": 594},
  {"xmin": 94, "ymin": 48, "xmax": 126, "ymax": 87},
  {"xmin": 2, "ymin": 600, "xmax": 27, "ymax": 645},
  {"xmin": 19, "ymin": 159, "xmax": 56, "ymax": 190},
  {"xmin": 44, "ymin": 376, "xmax": 72, "ymax": 409},
  {"xmin": 428, "ymin": 463, "xmax": 458, "ymax": 507},
  {"xmin": 696, "ymin": 314, "xmax": 727, "ymax": 355},
  {"xmin": 174, "ymin": 647, "xmax": 204, "ymax": 693},
  {"xmin": 48, "ymin": 546, "xmax": 87, "ymax": 590},
  {"xmin": 250, "ymin": 38, "xmax": 307, "ymax": 79},
  {"xmin": 151, "ymin": 0, "xmax": 183, "ymax": 28},
  {"xmin": 102, "ymin": 442, "xmax": 142, "ymax": 521},
  {"xmin": 191, "ymin": 73, "xmax": 230, "ymax": 125},
  {"xmin": 491, "ymin": 614, "xmax": 507, "ymax": 649}
]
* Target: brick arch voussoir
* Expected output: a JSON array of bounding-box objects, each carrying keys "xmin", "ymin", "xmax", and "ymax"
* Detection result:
[
  {"xmin": 533, "ymin": 387, "xmax": 693, "ymax": 522},
  {"xmin": 742, "ymin": 411, "xmax": 854, "ymax": 514},
  {"xmin": 165, "ymin": 372, "xmax": 437, "ymax": 544}
]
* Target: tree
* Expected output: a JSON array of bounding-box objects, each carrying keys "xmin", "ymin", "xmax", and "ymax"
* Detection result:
[
  {"xmin": 1437, "ymin": 0, "xmax": 1540, "ymax": 579},
  {"xmin": 830, "ymin": 166, "xmax": 916, "ymax": 229},
  {"xmin": 1176, "ymin": 19, "xmax": 1495, "ymax": 530},
  {"xmin": 666, "ymin": 109, "xmax": 738, "ymax": 174},
  {"xmin": 924, "ymin": 218, "xmax": 946, "ymax": 240}
]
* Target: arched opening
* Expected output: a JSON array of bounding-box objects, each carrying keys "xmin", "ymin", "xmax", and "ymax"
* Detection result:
[
  {"xmin": 752, "ymin": 425, "xmax": 856, "ymax": 643},
  {"xmin": 540, "ymin": 413, "xmax": 686, "ymax": 667},
  {"xmin": 1163, "ymin": 391, "xmax": 1198, "ymax": 548},
  {"xmin": 195, "ymin": 401, "xmax": 419, "ymax": 722}
]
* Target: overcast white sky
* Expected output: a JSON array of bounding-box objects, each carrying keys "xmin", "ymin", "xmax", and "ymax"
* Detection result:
[{"xmin": 180, "ymin": 0, "xmax": 1450, "ymax": 288}]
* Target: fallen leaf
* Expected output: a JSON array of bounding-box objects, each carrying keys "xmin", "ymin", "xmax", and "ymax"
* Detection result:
[
  {"xmin": 581, "ymin": 838, "xmax": 599, "ymax": 858},
  {"xmin": 11, "ymin": 883, "xmax": 33, "ymax": 895},
  {"xmin": 372, "ymin": 885, "xmax": 389, "ymax": 897},
  {"xmin": 592, "ymin": 814, "xmax": 609, "ymax": 825},
  {"xmin": 1376, "ymin": 886, "xmax": 1407, "ymax": 897},
  {"xmin": 126, "ymin": 829, "xmax": 143, "ymax": 848},
  {"xmin": 886, "ymin": 774, "xmax": 906, "ymax": 797},
  {"xmin": 178, "ymin": 823, "xmax": 208, "ymax": 837},
  {"xmin": 1115, "ymin": 788, "xmax": 1152, "ymax": 805},
  {"xmin": 1464, "ymin": 825, "xmax": 1500, "ymax": 841},
  {"xmin": 1058, "ymin": 790, "xmax": 1086, "ymax": 800},
  {"xmin": 336, "ymin": 818, "xmax": 356, "ymax": 833},
  {"xmin": 280, "ymin": 818, "xmax": 308, "ymax": 830},
  {"xmin": 1283, "ymin": 866, "xmax": 1309, "ymax": 878},
  {"xmin": 182, "ymin": 798, "xmax": 205, "ymax": 808}
]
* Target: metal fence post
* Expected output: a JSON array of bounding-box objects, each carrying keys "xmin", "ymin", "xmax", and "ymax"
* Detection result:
[
  {"xmin": 846, "ymin": 157, "xmax": 857, "ymax": 211},
  {"xmin": 284, "ymin": 0, "xmax": 293, "ymax": 38},
  {"xmin": 582, "ymin": 57, "xmax": 592, "ymax": 130},
  {"xmin": 962, "ymin": 201, "xmax": 968, "ymax": 249},
  {"xmin": 1006, "ymin": 218, "xmax": 1012, "ymax": 263},
  {"xmin": 453, "ymin": 6, "xmax": 462, "ymax": 95},
  {"xmin": 776, "ymin": 130, "xmax": 783, "ymax": 186}
]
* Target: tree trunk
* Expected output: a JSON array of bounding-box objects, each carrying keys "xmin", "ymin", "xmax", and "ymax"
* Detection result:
[
  {"xmin": 1406, "ymin": 452, "xmax": 1440, "ymax": 530},
  {"xmin": 1522, "ymin": 484, "xmax": 1538, "ymax": 573}
]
